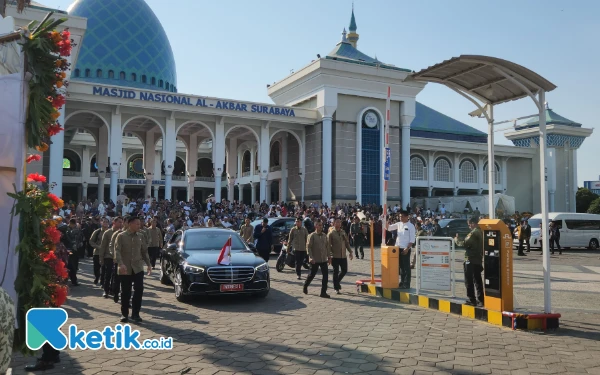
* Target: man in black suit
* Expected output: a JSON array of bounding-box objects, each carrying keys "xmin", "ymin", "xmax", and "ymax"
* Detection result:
[
  {"xmin": 253, "ymin": 218, "xmax": 273, "ymax": 262},
  {"xmin": 518, "ymin": 219, "xmax": 532, "ymax": 255}
]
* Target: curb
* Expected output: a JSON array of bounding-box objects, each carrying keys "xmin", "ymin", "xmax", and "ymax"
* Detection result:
[{"xmin": 355, "ymin": 280, "xmax": 560, "ymax": 331}]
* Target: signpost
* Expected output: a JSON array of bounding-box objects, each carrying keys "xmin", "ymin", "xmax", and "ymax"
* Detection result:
[
  {"xmin": 382, "ymin": 87, "xmax": 391, "ymax": 244},
  {"xmin": 416, "ymin": 237, "xmax": 455, "ymax": 297}
]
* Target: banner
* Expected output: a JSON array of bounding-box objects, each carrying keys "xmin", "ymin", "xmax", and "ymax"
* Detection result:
[{"xmin": 419, "ymin": 239, "xmax": 452, "ymax": 291}]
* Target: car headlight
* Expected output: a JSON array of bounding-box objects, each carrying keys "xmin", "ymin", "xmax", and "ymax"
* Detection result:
[
  {"xmin": 184, "ymin": 264, "xmax": 205, "ymax": 274},
  {"xmin": 255, "ymin": 263, "xmax": 269, "ymax": 272}
]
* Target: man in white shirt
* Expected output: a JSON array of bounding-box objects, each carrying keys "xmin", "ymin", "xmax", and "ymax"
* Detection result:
[
  {"xmin": 440, "ymin": 204, "xmax": 446, "ymax": 216},
  {"xmin": 387, "ymin": 210, "xmax": 416, "ymax": 289}
]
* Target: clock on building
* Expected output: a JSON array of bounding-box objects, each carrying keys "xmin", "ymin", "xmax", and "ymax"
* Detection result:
[{"xmin": 363, "ymin": 110, "xmax": 380, "ymax": 128}]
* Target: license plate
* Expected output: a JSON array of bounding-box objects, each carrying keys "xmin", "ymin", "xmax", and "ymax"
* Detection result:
[{"xmin": 220, "ymin": 284, "xmax": 244, "ymax": 292}]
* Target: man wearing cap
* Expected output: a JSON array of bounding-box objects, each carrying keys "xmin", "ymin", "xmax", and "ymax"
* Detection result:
[
  {"xmin": 463, "ymin": 217, "xmax": 484, "ymax": 306},
  {"xmin": 254, "ymin": 217, "xmax": 273, "ymax": 262},
  {"xmin": 387, "ymin": 210, "xmax": 416, "ymax": 289},
  {"xmin": 517, "ymin": 219, "xmax": 531, "ymax": 256},
  {"xmin": 287, "ymin": 217, "xmax": 309, "ymax": 279}
]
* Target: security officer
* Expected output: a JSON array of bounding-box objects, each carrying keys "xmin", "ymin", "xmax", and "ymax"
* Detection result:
[
  {"xmin": 89, "ymin": 217, "xmax": 109, "ymax": 285},
  {"xmin": 287, "ymin": 217, "xmax": 309, "ymax": 280},
  {"xmin": 463, "ymin": 217, "xmax": 484, "ymax": 306},
  {"xmin": 147, "ymin": 218, "xmax": 163, "ymax": 268},
  {"xmin": 328, "ymin": 218, "xmax": 353, "ymax": 294},
  {"xmin": 99, "ymin": 217, "xmax": 123, "ymax": 298},
  {"xmin": 110, "ymin": 217, "xmax": 130, "ymax": 303},
  {"xmin": 66, "ymin": 218, "xmax": 82, "ymax": 286},
  {"xmin": 114, "ymin": 216, "xmax": 152, "ymax": 323},
  {"xmin": 304, "ymin": 219, "xmax": 332, "ymax": 298},
  {"xmin": 350, "ymin": 216, "xmax": 365, "ymax": 259},
  {"xmin": 387, "ymin": 210, "xmax": 415, "ymax": 289},
  {"xmin": 239, "ymin": 217, "xmax": 254, "ymax": 243},
  {"xmin": 517, "ymin": 219, "xmax": 531, "ymax": 256},
  {"xmin": 253, "ymin": 217, "xmax": 273, "ymax": 262}
]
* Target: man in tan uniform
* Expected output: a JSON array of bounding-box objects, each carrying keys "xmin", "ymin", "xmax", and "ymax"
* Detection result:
[
  {"xmin": 239, "ymin": 217, "xmax": 254, "ymax": 243},
  {"xmin": 328, "ymin": 218, "xmax": 353, "ymax": 294},
  {"xmin": 115, "ymin": 216, "xmax": 152, "ymax": 323},
  {"xmin": 109, "ymin": 218, "xmax": 129, "ymax": 302},
  {"xmin": 303, "ymin": 219, "xmax": 332, "ymax": 298},
  {"xmin": 98, "ymin": 217, "xmax": 123, "ymax": 298},
  {"xmin": 287, "ymin": 217, "xmax": 309, "ymax": 280},
  {"xmin": 89, "ymin": 217, "xmax": 109, "ymax": 285},
  {"xmin": 147, "ymin": 218, "xmax": 163, "ymax": 268}
]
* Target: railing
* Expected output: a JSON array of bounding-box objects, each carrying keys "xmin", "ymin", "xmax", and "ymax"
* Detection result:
[
  {"xmin": 128, "ymin": 172, "xmax": 145, "ymax": 179},
  {"xmin": 483, "ymin": 171, "xmax": 501, "ymax": 185},
  {"xmin": 241, "ymin": 171, "xmax": 251, "ymax": 177},
  {"xmin": 270, "ymin": 165, "xmax": 281, "ymax": 172},
  {"xmin": 90, "ymin": 172, "xmax": 98, "ymax": 177},
  {"xmin": 172, "ymin": 175, "xmax": 185, "ymax": 181},
  {"xmin": 459, "ymin": 174, "xmax": 478, "ymax": 184},
  {"xmin": 63, "ymin": 171, "xmax": 81, "ymax": 177},
  {"xmin": 196, "ymin": 177, "xmax": 215, "ymax": 182}
]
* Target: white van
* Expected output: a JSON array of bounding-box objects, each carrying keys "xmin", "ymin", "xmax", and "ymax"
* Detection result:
[{"xmin": 514, "ymin": 213, "xmax": 600, "ymax": 250}]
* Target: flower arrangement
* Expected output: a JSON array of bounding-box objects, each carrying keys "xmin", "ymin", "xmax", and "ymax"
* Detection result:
[
  {"xmin": 19, "ymin": 12, "xmax": 71, "ymax": 148},
  {"xmin": 6, "ymin": 12, "xmax": 73, "ymax": 355}
]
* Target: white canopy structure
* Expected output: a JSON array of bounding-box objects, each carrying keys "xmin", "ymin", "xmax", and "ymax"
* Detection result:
[{"xmin": 411, "ymin": 193, "xmax": 516, "ymax": 216}]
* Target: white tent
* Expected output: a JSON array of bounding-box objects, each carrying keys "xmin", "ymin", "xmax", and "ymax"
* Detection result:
[{"xmin": 411, "ymin": 193, "xmax": 515, "ymax": 216}]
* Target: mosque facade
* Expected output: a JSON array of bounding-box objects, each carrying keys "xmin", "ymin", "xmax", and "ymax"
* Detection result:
[{"xmin": 7, "ymin": 0, "xmax": 593, "ymax": 214}]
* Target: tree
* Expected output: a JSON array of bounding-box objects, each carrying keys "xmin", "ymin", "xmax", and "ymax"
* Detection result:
[
  {"xmin": 576, "ymin": 187, "xmax": 599, "ymax": 213},
  {"xmin": 588, "ymin": 197, "xmax": 600, "ymax": 214}
]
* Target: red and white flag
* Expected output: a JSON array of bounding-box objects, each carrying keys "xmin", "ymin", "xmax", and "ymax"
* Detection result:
[{"xmin": 217, "ymin": 236, "xmax": 232, "ymax": 265}]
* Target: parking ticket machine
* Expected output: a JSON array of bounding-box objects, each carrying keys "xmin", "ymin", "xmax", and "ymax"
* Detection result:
[{"xmin": 478, "ymin": 219, "xmax": 513, "ymax": 312}]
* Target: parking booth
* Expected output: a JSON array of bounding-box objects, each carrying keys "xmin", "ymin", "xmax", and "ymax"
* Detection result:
[
  {"xmin": 380, "ymin": 245, "xmax": 399, "ymax": 289},
  {"xmin": 478, "ymin": 219, "xmax": 513, "ymax": 312}
]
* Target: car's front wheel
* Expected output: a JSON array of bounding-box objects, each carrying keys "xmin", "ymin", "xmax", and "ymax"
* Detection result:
[
  {"xmin": 589, "ymin": 239, "xmax": 599, "ymax": 250},
  {"xmin": 173, "ymin": 270, "xmax": 189, "ymax": 302}
]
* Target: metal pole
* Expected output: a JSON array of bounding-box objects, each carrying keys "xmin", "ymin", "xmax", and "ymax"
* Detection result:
[
  {"xmin": 370, "ymin": 220, "xmax": 375, "ymax": 284},
  {"xmin": 539, "ymin": 90, "xmax": 551, "ymax": 313},
  {"xmin": 416, "ymin": 238, "xmax": 420, "ymax": 295},
  {"xmin": 487, "ymin": 105, "xmax": 495, "ymax": 219},
  {"xmin": 382, "ymin": 87, "xmax": 391, "ymax": 244},
  {"xmin": 451, "ymin": 239, "xmax": 456, "ymax": 298}
]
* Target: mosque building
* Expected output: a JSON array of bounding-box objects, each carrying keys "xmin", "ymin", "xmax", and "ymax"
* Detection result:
[{"xmin": 7, "ymin": 0, "xmax": 593, "ymax": 214}]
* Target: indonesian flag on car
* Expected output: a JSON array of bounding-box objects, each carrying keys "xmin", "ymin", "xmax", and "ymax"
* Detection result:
[{"xmin": 217, "ymin": 236, "xmax": 232, "ymax": 265}]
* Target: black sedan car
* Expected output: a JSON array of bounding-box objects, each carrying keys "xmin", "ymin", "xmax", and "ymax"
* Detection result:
[
  {"xmin": 251, "ymin": 217, "xmax": 296, "ymax": 253},
  {"xmin": 160, "ymin": 228, "xmax": 270, "ymax": 302},
  {"xmin": 431, "ymin": 219, "xmax": 471, "ymax": 247}
]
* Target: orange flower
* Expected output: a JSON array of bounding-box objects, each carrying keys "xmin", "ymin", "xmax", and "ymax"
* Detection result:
[
  {"xmin": 59, "ymin": 72, "xmax": 66, "ymax": 79},
  {"xmin": 50, "ymin": 111, "xmax": 60, "ymax": 120},
  {"xmin": 36, "ymin": 142, "xmax": 49, "ymax": 152},
  {"xmin": 49, "ymin": 31, "xmax": 62, "ymax": 43},
  {"xmin": 48, "ymin": 193, "xmax": 64, "ymax": 209},
  {"xmin": 56, "ymin": 81, "xmax": 63, "ymax": 88}
]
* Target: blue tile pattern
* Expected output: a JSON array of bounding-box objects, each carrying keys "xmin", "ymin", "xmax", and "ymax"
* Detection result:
[
  {"xmin": 362, "ymin": 128, "xmax": 381, "ymax": 204},
  {"xmin": 69, "ymin": 0, "xmax": 177, "ymax": 92},
  {"xmin": 510, "ymin": 135, "xmax": 586, "ymax": 149}
]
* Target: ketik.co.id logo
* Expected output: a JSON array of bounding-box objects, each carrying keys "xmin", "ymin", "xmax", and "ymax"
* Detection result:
[{"xmin": 26, "ymin": 308, "xmax": 173, "ymax": 350}]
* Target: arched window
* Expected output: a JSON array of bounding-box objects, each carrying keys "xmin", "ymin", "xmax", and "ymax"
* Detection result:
[
  {"xmin": 73, "ymin": 69, "xmax": 80, "ymax": 77},
  {"xmin": 165, "ymin": 81, "xmax": 170, "ymax": 91},
  {"xmin": 131, "ymin": 73, "xmax": 137, "ymax": 82},
  {"xmin": 410, "ymin": 156, "xmax": 426, "ymax": 181},
  {"xmin": 151, "ymin": 77, "xmax": 156, "ymax": 85},
  {"xmin": 96, "ymin": 69, "xmax": 102, "ymax": 78},
  {"xmin": 459, "ymin": 160, "xmax": 477, "ymax": 183},
  {"xmin": 159, "ymin": 80, "xmax": 164, "ymax": 88},
  {"xmin": 434, "ymin": 158, "xmax": 452, "ymax": 182},
  {"xmin": 108, "ymin": 70, "xmax": 114, "ymax": 79},
  {"xmin": 141, "ymin": 75, "xmax": 147, "ymax": 83},
  {"xmin": 119, "ymin": 71, "xmax": 126, "ymax": 80},
  {"xmin": 483, "ymin": 162, "xmax": 501, "ymax": 185},
  {"xmin": 85, "ymin": 69, "xmax": 90, "ymax": 77}
]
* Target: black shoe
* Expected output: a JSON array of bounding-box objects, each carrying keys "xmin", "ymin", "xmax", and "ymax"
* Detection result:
[
  {"xmin": 551, "ymin": 252, "xmax": 555, "ymax": 255},
  {"xmin": 559, "ymin": 252, "xmax": 562, "ymax": 255},
  {"xmin": 320, "ymin": 293, "xmax": 331, "ymax": 298},
  {"xmin": 131, "ymin": 315, "xmax": 142, "ymax": 324},
  {"xmin": 103, "ymin": 292, "xmax": 108, "ymax": 298},
  {"xmin": 517, "ymin": 253, "xmax": 526, "ymax": 256},
  {"xmin": 526, "ymin": 250, "xmax": 530, "ymax": 253},
  {"xmin": 335, "ymin": 290, "xmax": 340, "ymax": 295},
  {"xmin": 303, "ymin": 285, "xmax": 308, "ymax": 294},
  {"xmin": 361, "ymin": 256, "xmax": 364, "ymax": 260},
  {"xmin": 71, "ymin": 282, "xmax": 80, "ymax": 286},
  {"xmin": 113, "ymin": 294, "xmax": 119, "ymax": 303},
  {"xmin": 465, "ymin": 300, "xmax": 477, "ymax": 306},
  {"xmin": 94, "ymin": 278, "xmax": 99, "ymax": 285},
  {"xmin": 399, "ymin": 284, "xmax": 408, "ymax": 289},
  {"xmin": 477, "ymin": 301, "xmax": 484, "ymax": 307},
  {"xmin": 120, "ymin": 316, "xmax": 128, "ymax": 323},
  {"xmin": 297, "ymin": 276, "xmax": 301, "ymax": 280},
  {"xmin": 24, "ymin": 360, "xmax": 55, "ymax": 371}
]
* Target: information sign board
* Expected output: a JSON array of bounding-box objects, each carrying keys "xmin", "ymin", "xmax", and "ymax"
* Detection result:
[{"xmin": 419, "ymin": 239, "xmax": 451, "ymax": 291}]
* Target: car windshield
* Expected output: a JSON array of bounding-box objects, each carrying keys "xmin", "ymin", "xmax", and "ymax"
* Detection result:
[
  {"xmin": 438, "ymin": 219, "xmax": 453, "ymax": 228},
  {"xmin": 184, "ymin": 232, "xmax": 247, "ymax": 251},
  {"xmin": 526, "ymin": 218, "xmax": 542, "ymax": 229}
]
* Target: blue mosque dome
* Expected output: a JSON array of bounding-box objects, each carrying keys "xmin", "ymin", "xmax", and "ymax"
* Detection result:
[{"xmin": 68, "ymin": 0, "xmax": 178, "ymax": 92}]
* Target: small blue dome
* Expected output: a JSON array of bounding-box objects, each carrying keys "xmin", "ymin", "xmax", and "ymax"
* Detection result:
[{"xmin": 69, "ymin": 0, "xmax": 177, "ymax": 92}]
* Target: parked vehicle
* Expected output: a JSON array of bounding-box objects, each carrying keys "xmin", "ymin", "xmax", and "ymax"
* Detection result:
[
  {"xmin": 431, "ymin": 219, "xmax": 471, "ymax": 247},
  {"xmin": 251, "ymin": 217, "xmax": 296, "ymax": 253},
  {"xmin": 159, "ymin": 228, "xmax": 270, "ymax": 302},
  {"xmin": 513, "ymin": 213, "xmax": 600, "ymax": 250},
  {"xmin": 275, "ymin": 239, "xmax": 310, "ymax": 273}
]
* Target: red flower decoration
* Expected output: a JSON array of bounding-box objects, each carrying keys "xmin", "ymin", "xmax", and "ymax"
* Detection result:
[
  {"xmin": 42, "ymin": 251, "xmax": 57, "ymax": 262},
  {"xmin": 61, "ymin": 29, "xmax": 70, "ymax": 42},
  {"xmin": 49, "ymin": 284, "xmax": 68, "ymax": 307},
  {"xmin": 27, "ymin": 173, "xmax": 47, "ymax": 183},
  {"xmin": 48, "ymin": 193, "xmax": 64, "ymax": 209},
  {"xmin": 26, "ymin": 154, "xmax": 42, "ymax": 163},
  {"xmin": 57, "ymin": 39, "xmax": 72, "ymax": 56},
  {"xmin": 47, "ymin": 124, "xmax": 64, "ymax": 136},
  {"xmin": 51, "ymin": 94, "xmax": 66, "ymax": 109},
  {"xmin": 54, "ymin": 261, "xmax": 68, "ymax": 280},
  {"xmin": 45, "ymin": 226, "xmax": 61, "ymax": 244}
]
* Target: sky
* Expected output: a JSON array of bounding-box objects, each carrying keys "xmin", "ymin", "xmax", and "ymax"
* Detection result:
[{"xmin": 40, "ymin": 0, "xmax": 600, "ymax": 186}]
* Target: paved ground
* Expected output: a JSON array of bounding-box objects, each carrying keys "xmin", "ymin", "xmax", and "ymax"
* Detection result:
[{"xmin": 9, "ymin": 246, "xmax": 600, "ymax": 375}]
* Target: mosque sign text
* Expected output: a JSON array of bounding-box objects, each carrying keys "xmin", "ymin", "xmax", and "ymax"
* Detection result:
[{"xmin": 92, "ymin": 86, "xmax": 296, "ymax": 117}]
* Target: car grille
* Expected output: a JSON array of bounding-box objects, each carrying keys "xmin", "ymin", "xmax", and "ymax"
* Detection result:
[{"xmin": 207, "ymin": 266, "xmax": 255, "ymax": 284}]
